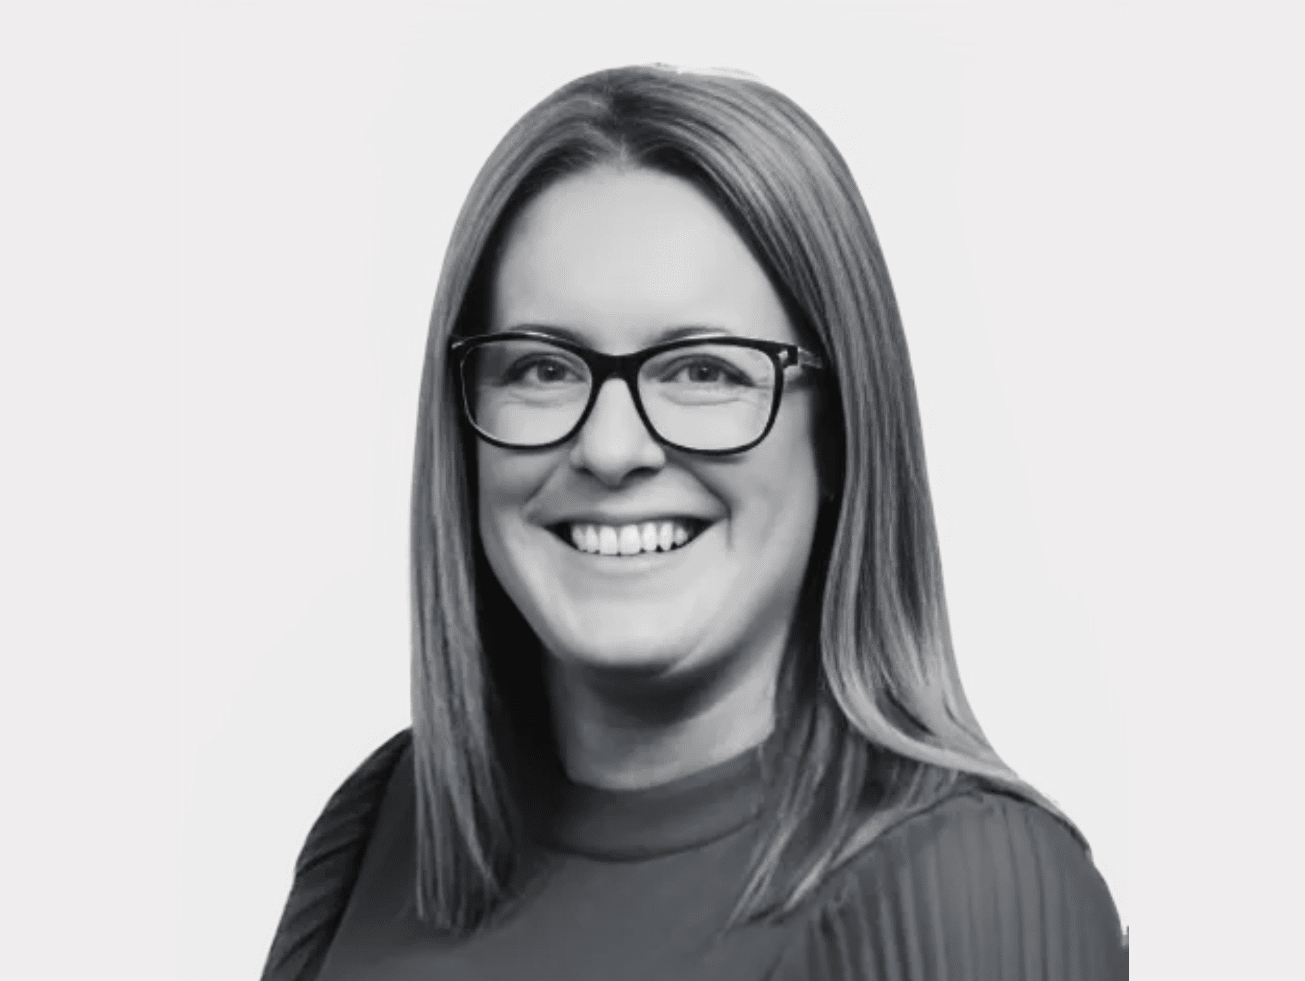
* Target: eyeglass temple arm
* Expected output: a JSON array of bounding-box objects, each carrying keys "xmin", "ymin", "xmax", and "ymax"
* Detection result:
[{"xmin": 790, "ymin": 347, "xmax": 826, "ymax": 371}]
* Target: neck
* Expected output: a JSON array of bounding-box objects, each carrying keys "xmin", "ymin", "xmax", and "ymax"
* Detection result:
[{"xmin": 546, "ymin": 649, "xmax": 781, "ymax": 791}]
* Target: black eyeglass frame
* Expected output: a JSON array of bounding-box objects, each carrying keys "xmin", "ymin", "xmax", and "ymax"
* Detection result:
[{"xmin": 449, "ymin": 329, "xmax": 826, "ymax": 456}]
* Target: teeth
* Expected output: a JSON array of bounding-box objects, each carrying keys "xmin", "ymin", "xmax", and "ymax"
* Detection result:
[
  {"xmin": 563, "ymin": 520, "xmax": 700, "ymax": 555},
  {"xmin": 657, "ymin": 521, "xmax": 674, "ymax": 551},
  {"xmin": 598, "ymin": 526, "xmax": 619, "ymax": 555},
  {"xmin": 619, "ymin": 525, "xmax": 642, "ymax": 555}
]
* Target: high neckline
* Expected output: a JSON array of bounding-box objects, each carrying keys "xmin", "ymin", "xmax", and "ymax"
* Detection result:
[{"xmin": 544, "ymin": 744, "xmax": 767, "ymax": 860}]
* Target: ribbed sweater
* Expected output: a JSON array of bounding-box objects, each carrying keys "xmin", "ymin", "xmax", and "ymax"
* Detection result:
[{"xmin": 262, "ymin": 730, "xmax": 1127, "ymax": 980}]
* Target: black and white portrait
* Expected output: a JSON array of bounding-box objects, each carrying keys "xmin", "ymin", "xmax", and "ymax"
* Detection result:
[{"xmin": 8, "ymin": 4, "xmax": 1301, "ymax": 979}]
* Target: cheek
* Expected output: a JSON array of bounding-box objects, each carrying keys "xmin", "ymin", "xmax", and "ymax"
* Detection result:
[
  {"xmin": 718, "ymin": 403, "xmax": 821, "ymax": 548},
  {"xmin": 766, "ymin": 397, "xmax": 822, "ymax": 503},
  {"xmin": 476, "ymin": 446, "xmax": 552, "ymax": 555}
]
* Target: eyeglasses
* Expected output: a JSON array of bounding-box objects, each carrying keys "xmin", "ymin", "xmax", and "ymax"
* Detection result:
[{"xmin": 449, "ymin": 330, "xmax": 825, "ymax": 455}]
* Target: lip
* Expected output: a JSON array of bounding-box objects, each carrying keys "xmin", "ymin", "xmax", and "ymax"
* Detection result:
[{"xmin": 544, "ymin": 511, "xmax": 714, "ymax": 527}]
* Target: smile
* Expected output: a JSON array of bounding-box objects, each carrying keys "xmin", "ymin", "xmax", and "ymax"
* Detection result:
[{"xmin": 551, "ymin": 519, "xmax": 709, "ymax": 556}]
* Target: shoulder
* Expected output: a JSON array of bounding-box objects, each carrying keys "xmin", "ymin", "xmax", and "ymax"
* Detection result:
[
  {"xmin": 767, "ymin": 789, "xmax": 1127, "ymax": 981},
  {"xmin": 261, "ymin": 728, "xmax": 412, "ymax": 981},
  {"xmin": 307, "ymin": 728, "xmax": 413, "ymax": 846}
]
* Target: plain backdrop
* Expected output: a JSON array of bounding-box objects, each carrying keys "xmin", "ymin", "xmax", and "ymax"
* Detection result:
[{"xmin": 2, "ymin": 2, "xmax": 1301, "ymax": 978}]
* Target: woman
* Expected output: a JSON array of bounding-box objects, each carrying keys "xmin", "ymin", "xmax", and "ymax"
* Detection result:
[{"xmin": 263, "ymin": 65, "xmax": 1126, "ymax": 980}]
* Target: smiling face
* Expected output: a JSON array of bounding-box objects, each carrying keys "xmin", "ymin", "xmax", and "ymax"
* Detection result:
[{"xmin": 476, "ymin": 166, "xmax": 822, "ymax": 692}]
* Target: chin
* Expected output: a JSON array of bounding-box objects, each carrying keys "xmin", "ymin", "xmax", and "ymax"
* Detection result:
[
  {"xmin": 568, "ymin": 638, "xmax": 684, "ymax": 672},
  {"xmin": 519, "ymin": 567, "xmax": 723, "ymax": 648},
  {"xmin": 544, "ymin": 618, "xmax": 705, "ymax": 676}
]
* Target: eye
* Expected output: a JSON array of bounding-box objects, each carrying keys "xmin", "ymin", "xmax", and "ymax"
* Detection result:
[
  {"xmin": 505, "ymin": 355, "xmax": 585, "ymax": 385},
  {"xmin": 659, "ymin": 356, "xmax": 752, "ymax": 386}
]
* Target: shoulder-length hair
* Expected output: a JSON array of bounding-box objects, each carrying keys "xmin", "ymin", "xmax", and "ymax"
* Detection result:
[{"xmin": 410, "ymin": 64, "xmax": 1081, "ymax": 932}]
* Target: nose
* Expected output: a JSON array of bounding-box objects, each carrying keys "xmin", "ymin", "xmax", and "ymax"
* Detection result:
[{"xmin": 569, "ymin": 376, "xmax": 666, "ymax": 486}]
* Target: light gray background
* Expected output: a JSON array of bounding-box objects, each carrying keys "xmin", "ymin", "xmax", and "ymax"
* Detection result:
[{"xmin": 3, "ymin": 3, "xmax": 1300, "ymax": 979}]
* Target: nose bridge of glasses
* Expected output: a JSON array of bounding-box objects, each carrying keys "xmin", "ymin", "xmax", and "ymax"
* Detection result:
[
  {"xmin": 585, "ymin": 347, "xmax": 644, "ymax": 385},
  {"xmin": 577, "ymin": 349, "xmax": 646, "ymax": 414},
  {"xmin": 584, "ymin": 364, "xmax": 651, "ymax": 433}
]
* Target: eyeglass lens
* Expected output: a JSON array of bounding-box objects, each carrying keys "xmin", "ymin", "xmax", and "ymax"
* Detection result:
[{"xmin": 462, "ymin": 337, "xmax": 777, "ymax": 451}]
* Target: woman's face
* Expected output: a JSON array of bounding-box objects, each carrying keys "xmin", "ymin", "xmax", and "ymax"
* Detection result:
[{"xmin": 477, "ymin": 166, "xmax": 822, "ymax": 691}]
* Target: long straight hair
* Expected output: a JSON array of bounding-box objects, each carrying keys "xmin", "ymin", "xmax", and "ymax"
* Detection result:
[{"xmin": 409, "ymin": 65, "xmax": 1081, "ymax": 932}]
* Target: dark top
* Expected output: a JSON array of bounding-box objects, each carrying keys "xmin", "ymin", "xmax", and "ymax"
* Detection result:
[{"xmin": 263, "ymin": 730, "xmax": 1127, "ymax": 980}]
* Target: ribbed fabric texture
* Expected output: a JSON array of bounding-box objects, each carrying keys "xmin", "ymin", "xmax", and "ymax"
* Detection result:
[
  {"xmin": 262, "ymin": 730, "xmax": 1127, "ymax": 980},
  {"xmin": 260, "ymin": 729, "xmax": 412, "ymax": 981},
  {"xmin": 766, "ymin": 791, "xmax": 1128, "ymax": 980}
]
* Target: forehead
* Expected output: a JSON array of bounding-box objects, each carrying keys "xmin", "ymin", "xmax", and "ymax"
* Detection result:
[{"xmin": 489, "ymin": 166, "xmax": 797, "ymax": 350}]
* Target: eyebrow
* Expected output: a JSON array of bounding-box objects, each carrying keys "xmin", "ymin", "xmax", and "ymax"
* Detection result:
[{"xmin": 502, "ymin": 323, "xmax": 737, "ymax": 345}]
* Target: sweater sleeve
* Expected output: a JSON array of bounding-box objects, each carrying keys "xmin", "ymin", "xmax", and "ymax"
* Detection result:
[
  {"xmin": 260, "ymin": 728, "xmax": 413, "ymax": 981},
  {"xmin": 768, "ymin": 791, "xmax": 1127, "ymax": 981}
]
